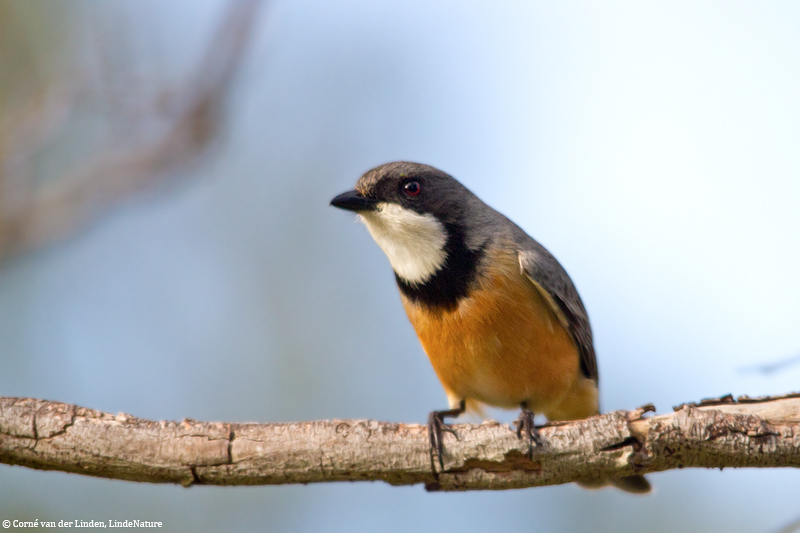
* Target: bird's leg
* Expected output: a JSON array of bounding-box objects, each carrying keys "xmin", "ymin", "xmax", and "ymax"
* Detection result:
[
  {"xmin": 514, "ymin": 401, "xmax": 540, "ymax": 459},
  {"xmin": 427, "ymin": 399, "xmax": 466, "ymax": 472}
]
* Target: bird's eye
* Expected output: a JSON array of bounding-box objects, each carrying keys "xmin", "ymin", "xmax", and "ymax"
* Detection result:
[{"xmin": 402, "ymin": 180, "xmax": 421, "ymax": 196}]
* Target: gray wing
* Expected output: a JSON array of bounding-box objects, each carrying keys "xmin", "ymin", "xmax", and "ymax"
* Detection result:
[{"xmin": 516, "ymin": 235, "xmax": 598, "ymax": 383}]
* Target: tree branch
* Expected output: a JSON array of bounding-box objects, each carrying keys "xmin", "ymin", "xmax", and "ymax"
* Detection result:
[{"xmin": 1, "ymin": 394, "xmax": 799, "ymax": 491}]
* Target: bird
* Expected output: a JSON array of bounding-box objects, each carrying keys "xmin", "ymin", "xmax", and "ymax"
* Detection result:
[{"xmin": 330, "ymin": 161, "xmax": 650, "ymax": 494}]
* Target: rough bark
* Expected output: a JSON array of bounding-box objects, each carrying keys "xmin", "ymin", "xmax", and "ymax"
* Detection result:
[{"xmin": 1, "ymin": 394, "xmax": 798, "ymax": 491}]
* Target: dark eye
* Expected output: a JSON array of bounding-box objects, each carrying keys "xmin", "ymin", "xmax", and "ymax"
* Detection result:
[{"xmin": 402, "ymin": 180, "xmax": 421, "ymax": 196}]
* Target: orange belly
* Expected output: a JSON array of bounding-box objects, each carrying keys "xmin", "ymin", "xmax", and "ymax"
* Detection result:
[{"xmin": 402, "ymin": 250, "xmax": 592, "ymax": 419}]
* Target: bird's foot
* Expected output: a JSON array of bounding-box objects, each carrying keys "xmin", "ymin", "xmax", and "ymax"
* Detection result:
[
  {"xmin": 513, "ymin": 402, "xmax": 540, "ymax": 459},
  {"xmin": 427, "ymin": 400, "xmax": 466, "ymax": 472}
]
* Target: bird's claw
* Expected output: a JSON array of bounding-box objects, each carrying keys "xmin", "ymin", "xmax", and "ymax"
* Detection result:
[
  {"xmin": 427, "ymin": 401, "xmax": 465, "ymax": 472},
  {"xmin": 513, "ymin": 404, "xmax": 540, "ymax": 459}
]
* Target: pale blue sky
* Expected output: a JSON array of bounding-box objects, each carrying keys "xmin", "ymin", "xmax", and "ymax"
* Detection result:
[{"xmin": 1, "ymin": 1, "xmax": 799, "ymax": 531}]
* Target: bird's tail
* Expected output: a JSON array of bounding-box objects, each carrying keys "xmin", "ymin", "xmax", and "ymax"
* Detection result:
[{"xmin": 577, "ymin": 474, "xmax": 651, "ymax": 494}]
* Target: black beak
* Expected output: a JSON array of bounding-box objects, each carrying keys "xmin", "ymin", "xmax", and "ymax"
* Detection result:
[{"xmin": 330, "ymin": 190, "xmax": 378, "ymax": 212}]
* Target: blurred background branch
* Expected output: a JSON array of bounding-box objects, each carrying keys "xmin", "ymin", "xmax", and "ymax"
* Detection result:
[
  {"xmin": 742, "ymin": 353, "xmax": 800, "ymax": 375},
  {"xmin": 0, "ymin": 0, "xmax": 262, "ymax": 262}
]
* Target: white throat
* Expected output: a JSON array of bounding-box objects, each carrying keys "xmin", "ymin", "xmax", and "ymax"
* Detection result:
[{"xmin": 359, "ymin": 202, "xmax": 448, "ymax": 285}]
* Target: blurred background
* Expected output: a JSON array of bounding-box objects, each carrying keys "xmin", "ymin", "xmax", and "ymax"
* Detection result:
[{"xmin": 2, "ymin": 0, "xmax": 800, "ymax": 531}]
